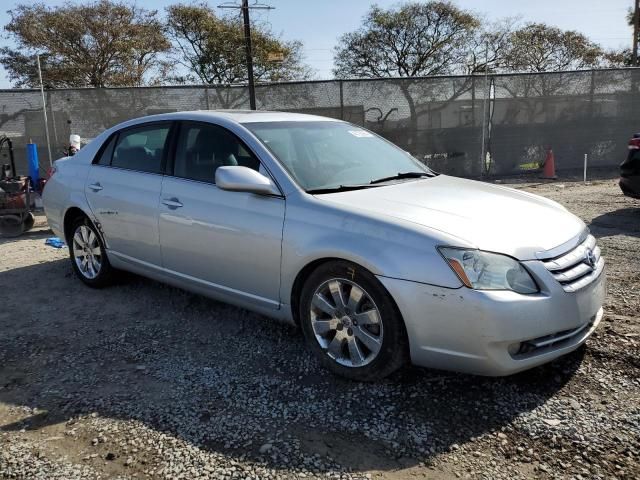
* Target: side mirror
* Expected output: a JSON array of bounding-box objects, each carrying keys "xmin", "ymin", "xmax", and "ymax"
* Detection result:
[{"xmin": 215, "ymin": 166, "xmax": 280, "ymax": 196}]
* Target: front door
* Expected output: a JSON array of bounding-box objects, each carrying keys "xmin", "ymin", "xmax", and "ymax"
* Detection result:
[{"xmin": 158, "ymin": 121, "xmax": 285, "ymax": 309}]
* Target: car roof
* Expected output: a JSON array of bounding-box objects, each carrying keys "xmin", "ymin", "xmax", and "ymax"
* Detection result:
[{"xmin": 132, "ymin": 110, "xmax": 342, "ymax": 125}]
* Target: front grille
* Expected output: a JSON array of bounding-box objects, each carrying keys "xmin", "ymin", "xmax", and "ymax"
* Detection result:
[{"xmin": 541, "ymin": 234, "xmax": 604, "ymax": 293}]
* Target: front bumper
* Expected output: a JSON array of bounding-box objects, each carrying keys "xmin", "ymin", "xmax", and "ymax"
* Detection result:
[{"xmin": 378, "ymin": 262, "xmax": 605, "ymax": 376}]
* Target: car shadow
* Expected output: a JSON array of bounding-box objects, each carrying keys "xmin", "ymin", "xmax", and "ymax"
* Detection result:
[
  {"xmin": 589, "ymin": 207, "xmax": 640, "ymax": 239},
  {"xmin": 0, "ymin": 256, "xmax": 585, "ymax": 474}
]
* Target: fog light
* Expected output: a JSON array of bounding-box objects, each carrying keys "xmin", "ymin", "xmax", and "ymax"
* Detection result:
[{"xmin": 507, "ymin": 343, "xmax": 521, "ymax": 356}]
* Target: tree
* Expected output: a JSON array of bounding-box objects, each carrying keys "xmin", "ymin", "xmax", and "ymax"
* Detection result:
[
  {"xmin": 502, "ymin": 23, "xmax": 604, "ymax": 73},
  {"xmin": 0, "ymin": 1, "xmax": 170, "ymax": 88},
  {"xmin": 332, "ymin": 2, "xmax": 479, "ymax": 156},
  {"xmin": 602, "ymin": 8, "xmax": 640, "ymax": 68},
  {"xmin": 600, "ymin": 49, "xmax": 632, "ymax": 68},
  {"xmin": 333, "ymin": 1, "xmax": 479, "ymax": 79},
  {"xmin": 464, "ymin": 17, "xmax": 518, "ymax": 74},
  {"xmin": 166, "ymin": 3, "xmax": 312, "ymax": 86}
]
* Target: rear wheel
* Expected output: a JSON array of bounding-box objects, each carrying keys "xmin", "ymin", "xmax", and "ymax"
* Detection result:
[
  {"xmin": 69, "ymin": 216, "xmax": 114, "ymax": 287},
  {"xmin": 300, "ymin": 260, "xmax": 408, "ymax": 381}
]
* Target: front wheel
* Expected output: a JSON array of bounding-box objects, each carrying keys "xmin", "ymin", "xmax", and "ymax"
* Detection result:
[
  {"xmin": 300, "ymin": 261, "xmax": 408, "ymax": 381},
  {"xmin": 69, "ymin": 216, "xmax": 115, "ymax": 288}
]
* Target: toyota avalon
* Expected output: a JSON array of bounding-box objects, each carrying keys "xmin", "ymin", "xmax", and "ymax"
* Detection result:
[{"xmin": 43, "ymin": 111, "xmax": 605, "ymax": 381}]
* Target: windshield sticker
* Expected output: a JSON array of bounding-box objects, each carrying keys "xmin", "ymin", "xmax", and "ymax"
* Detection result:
[{"xmin": 348, "ymin": 130, "xmax": 374, "ymax": 138}]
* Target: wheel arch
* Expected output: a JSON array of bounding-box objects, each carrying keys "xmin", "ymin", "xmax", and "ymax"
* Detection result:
[
  {"xmin": 62, "ymin": 206, "xmax": 101, "ymax": 246},
  {"xmin": 289, "ymin": 257, "xmax": 407, "ymax": 340},
  {"xmin": 63, "ymin": 207, "xmax": 85, "ymax": 241},
  {"xmin": 290, "ymin": 257, "xmax": 344, "ymax": 326}
]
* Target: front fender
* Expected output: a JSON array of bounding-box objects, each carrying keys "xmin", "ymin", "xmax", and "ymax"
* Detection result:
[{"xmin": 280, "ymin": 199, "xmax": 464, "ymax": 306}]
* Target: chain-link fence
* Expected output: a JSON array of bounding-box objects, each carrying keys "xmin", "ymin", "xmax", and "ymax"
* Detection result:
[{"xmin": 1, "ymin": 68, "xmax": 638, "ymax": 178}]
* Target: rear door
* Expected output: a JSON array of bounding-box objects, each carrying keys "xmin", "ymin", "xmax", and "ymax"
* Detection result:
[
  {"xmin": 158, "ymin": 121, "xmax": 285, "ymax": 309},
  {"xmin": 85, "ymin": 122, "xmax": 173, "ymax": 267}
]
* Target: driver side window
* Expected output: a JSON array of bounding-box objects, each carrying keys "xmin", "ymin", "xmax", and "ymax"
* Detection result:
[{"xmin": 173, "ymin": 122, "xmax": 261, "ymax": 184}]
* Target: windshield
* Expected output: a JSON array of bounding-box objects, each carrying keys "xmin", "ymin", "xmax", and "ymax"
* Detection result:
[{"xmin": 245, "ymin": 121, "xmax": 432, "ymax": 192}]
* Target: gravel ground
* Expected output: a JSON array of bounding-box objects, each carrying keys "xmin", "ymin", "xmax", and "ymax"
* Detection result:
[{"xmin": 0, "ymin": 178, "xmax": 638, "ymax": 479}]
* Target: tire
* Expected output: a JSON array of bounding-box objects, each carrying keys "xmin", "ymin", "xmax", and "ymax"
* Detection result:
[
  {"xmin": 22, "ymin": 212, "xmax": 35, "ymax": 232},
  {"xmin": 68, "ymin": 215, "xmax": 115, "ymax": 288},
  {"xmin": 299, "ymin": 260, "xmax": 408, "ymax": 381},
  {"xmin": 0, "ymin": 215, "xmax": 24, "ymax": 237}
]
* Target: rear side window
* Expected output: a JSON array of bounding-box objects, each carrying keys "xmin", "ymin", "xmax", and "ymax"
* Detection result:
[
  {"xmin": 96, "ymin": 135, "xmax": 117, "ymax": 166},
  {"xmin": 111, "ymin": 124, "xmax": 170, "ymax": 174}
]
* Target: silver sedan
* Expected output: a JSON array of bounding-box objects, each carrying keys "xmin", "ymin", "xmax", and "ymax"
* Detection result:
[{"xmin": 43, "ymin": 111, "xmax": 605, "ymax": 381}]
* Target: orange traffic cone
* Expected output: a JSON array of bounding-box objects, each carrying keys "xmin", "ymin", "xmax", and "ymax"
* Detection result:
[{"xmin": 542, "ymin": 148, "xmax": 557, "ymax": 179}]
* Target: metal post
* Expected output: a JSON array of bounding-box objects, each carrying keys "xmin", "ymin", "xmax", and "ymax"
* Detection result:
[
  {"xmin": 339, "ymin": 80, "xmax": 344, "ymax": 120},
  {"xmin": 634, "ymin": 0, "xmax": 640, "ymax": 66},
  {"xmin": 471, "ymin": 75, "xmax": 476, "ymax": 126},
  {"xmin": 36, "ymin": 55, "xmax": 53, "ymax": 167},
  {"xmin": 583, "ymin": 154, "xmax": 588, "ymax": 183},
  {"xmin": 588, "ymin": 69, "xmax": 595, "ymax": 118},
  {"xmin": 480, "ymin": 42, "xmax": 489, "ymax": 174},
  {"xmin": 48, "ymin": 90, "xmax": 59, "ymax": 146}
]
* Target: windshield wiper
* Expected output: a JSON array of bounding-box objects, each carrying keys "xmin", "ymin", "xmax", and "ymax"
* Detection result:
[
  {"xmin": 369, "ymin": 171, "xmax": 433, "ymax": 184},
  {"xmin": 306, "ymin": 184, "xmax": 379, "ymax": 194},
  {"xmin": 307, "ymin": 171, "xmax": 434, "ymax": 194}
]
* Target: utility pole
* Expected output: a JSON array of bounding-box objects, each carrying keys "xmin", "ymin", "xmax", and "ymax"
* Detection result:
[
  {"xmin": 633, "ymin": 0, "xmax": 640, "ymax": 66},
  {"xmin": 242, "ymin": 0, "xmax": 256, "ymax": 110},
  {"xmin": 219, "ymin": 0, "xmax": 274, "ymax": 110}
]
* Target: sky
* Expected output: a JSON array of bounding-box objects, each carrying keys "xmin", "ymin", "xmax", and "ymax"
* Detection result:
[{"xmin": 0, "ymin": 0, "xmax": 634, "ymax": 88}]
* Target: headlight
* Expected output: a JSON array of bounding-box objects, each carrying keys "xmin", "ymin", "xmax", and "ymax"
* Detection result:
[{"xmin": 438, "ymin": 247, "xmax": 538, "ymax": 294}]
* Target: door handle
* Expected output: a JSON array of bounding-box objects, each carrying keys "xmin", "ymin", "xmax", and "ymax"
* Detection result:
[
  {"xmin": 88, "ymin": 182, "xmax": 103, "ymax": 192},
  {"xmin": 162, "ymin": 197, "xmax": 183, "ymax": 209}
]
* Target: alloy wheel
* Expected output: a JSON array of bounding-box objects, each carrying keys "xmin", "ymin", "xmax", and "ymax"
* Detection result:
[
  {"xmin": 310, "ymin": 278, "xmax": 383, "ymax": 367},
  {"xmin": 72, "ymin": 225, "xmax": 102, "ymax": 279}
]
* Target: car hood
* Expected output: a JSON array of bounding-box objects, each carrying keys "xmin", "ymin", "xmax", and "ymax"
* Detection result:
[{"xmin": 318, "ymin": 175, "xmax": 585, "ymax": 260}]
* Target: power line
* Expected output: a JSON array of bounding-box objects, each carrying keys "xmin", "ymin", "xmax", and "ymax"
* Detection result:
[{"xmin": 219, "ymin": 0, "xmax": 274, "ymax": 110}]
